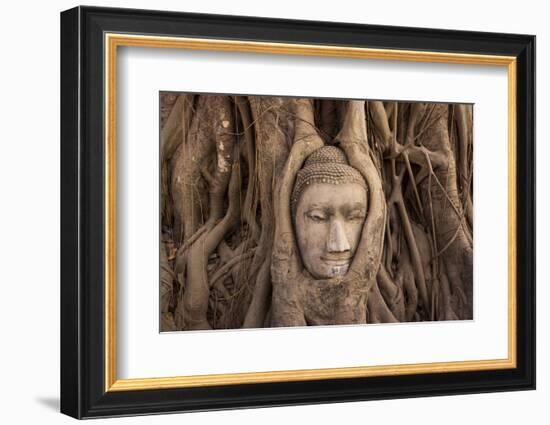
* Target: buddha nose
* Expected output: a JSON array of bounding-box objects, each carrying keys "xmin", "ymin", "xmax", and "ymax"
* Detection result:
[{"xmin": 327, "ymin": 219, "xmax": 351, "ymax": 253}]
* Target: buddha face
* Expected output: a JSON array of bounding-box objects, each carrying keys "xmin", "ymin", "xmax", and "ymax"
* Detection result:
[{"xmin": 295, "ymin": 182, "xmax": 367, "ymax": 279}]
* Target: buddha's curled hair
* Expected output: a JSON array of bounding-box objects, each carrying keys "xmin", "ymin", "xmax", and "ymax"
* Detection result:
[{"xmin": 291, "ymin": 145, "xmax": 368, "ymax": 215}]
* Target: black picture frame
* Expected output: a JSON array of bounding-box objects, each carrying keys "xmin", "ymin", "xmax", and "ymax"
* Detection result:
[{"xmin": 61, "ymin": 5, "xmax": 535, "ymax": 419}]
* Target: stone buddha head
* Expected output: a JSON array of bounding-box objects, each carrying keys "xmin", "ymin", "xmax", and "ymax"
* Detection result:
[{"xmin": 292, "ymin": 146, "xmax": 368, "ymax": 279}]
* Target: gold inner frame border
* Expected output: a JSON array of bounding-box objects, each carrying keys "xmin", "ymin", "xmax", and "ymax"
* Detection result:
[{"xmin": 104, "ymin": 33, "xmax": 517, "ymax": 392}]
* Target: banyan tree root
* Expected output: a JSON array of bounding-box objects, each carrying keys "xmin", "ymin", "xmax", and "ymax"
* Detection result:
[
  {"xmin": 243, "ymin": 96, "xmax": 294, "ymax": 328},
  {"xmin": 370, "ymin": 102, "xmax": 473, "ymax": 321},
  {"xmin": 179, "ymin": 96, "xmax": 240, "ymax": 330}
]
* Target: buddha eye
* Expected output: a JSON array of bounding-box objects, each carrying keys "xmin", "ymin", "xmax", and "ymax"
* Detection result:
[{"xmin": 306, "ymin": 211, "xmax": 328, "ymax": 222}]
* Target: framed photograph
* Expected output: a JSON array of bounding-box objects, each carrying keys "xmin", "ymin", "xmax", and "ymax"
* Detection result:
[{"xmin": 60, "ymin": 5, "xmax": 535, "ymax": 419}]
